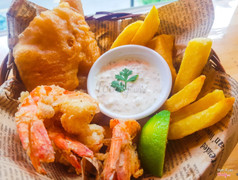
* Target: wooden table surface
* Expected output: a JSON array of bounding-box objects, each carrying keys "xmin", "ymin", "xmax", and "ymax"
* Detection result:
[
  {"xmin": 213, "ymin": 5, "xmax": 238, "ymax": 180},
  {"xmin": 0, "ymin": 1, "xmax": 238, "ymax": 179}
]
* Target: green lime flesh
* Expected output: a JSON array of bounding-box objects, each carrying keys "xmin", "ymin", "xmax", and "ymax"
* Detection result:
[{"xmin": 139, "ymin": 110, "xmax": 170, "ymax": 177}]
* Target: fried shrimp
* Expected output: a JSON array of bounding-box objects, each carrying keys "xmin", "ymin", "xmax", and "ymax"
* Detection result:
[
  {"xmin": 13, "ymin": 2, "xmax": 100, "ymax": 91},
  {"xmin": 102, "ymin": 119, "xmax": 143, "ymax": 180},
  {"xmin": 15, "ymin": 85, "xmax": 104, "ymax": 174}
]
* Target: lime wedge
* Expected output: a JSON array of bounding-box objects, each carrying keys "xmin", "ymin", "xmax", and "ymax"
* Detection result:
[{"xmin": 139, "ymin": 110, "xmax": 170, "ymax": 177}]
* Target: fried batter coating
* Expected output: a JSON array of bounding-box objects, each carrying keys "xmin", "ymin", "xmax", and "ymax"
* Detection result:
[
  {"xmin": 61, "ymin": 0, "xmax": 84, "ymax": 15},
  {"xmin": 13, "ymin": 2, "xmax": 100, "ymax": 91},
  {"xmin": 16, "ymin": 85, "xmax": 104, "ymax": 173}
]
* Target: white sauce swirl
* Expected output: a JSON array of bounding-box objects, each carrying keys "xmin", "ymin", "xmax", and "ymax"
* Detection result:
[{"xmin": 95, "ymin": 57, "xmax": 161, "ymax": 116}]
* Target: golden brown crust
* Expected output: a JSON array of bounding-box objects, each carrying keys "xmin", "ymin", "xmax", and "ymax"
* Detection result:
[
  {"xmin": 60, "ymin": 0, "xmax": 84, "ymax": 15},
  {"xmin": 13, "ymin": 2, "xmax": 100, "ymax": 91}
]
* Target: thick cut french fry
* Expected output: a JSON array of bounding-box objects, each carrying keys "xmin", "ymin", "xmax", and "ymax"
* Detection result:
[
  {"xmin": 147, "ymin": 34, "xmax": 176, "ymax": 82},
  {"xmin": 131, "ymin": 6, "xmax": 160, "ymax": 45},
  {"xmin": 168, "ymin": 97, "xmax": 235, "ymax": 140},
  {"xmin": 173, "ymin": 38, "xmax": 212, "ymax": 94},
  {"xmin": 110, "ymin": 21, "xmax": 143, "ymax": 49},
  {"xmin": 162, "ymin": 75, "xmax": 206, "ymax": 112},
  {"xmin": 171, "ymin": 89, "xmax": 225, "ymax": 122}
]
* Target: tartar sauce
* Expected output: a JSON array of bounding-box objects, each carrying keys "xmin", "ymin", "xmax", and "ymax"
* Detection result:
[{"xmin": 95, "ymin": 57, "xmax": 161, "ymax": 116}]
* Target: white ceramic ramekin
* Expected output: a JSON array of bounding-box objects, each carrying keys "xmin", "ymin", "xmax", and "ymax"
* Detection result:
[{"xmin": 87, "ymin": 45, "xmax": 172, "ymax": 120}]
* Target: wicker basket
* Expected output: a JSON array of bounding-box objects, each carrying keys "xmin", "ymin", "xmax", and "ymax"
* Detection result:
[{"xmin": 1, "ymin": 2, "xmax": 237, "ymax": 179}]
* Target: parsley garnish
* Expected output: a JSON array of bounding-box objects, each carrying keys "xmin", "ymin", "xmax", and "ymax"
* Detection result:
[{"xmin": 111, "ymin": 68, "xmax": 138, "ymax": 92}]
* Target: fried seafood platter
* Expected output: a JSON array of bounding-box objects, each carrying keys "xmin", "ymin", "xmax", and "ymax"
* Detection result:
[{"xmin": 12, "ymin": 0, "xmax": 236, "ymax": 180}]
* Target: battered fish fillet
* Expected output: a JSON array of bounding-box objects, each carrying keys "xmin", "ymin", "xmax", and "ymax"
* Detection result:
[
  {"xmin": 61, "ymin": 0, "xmax": 84, "ymax": 15},
  {"xmin": 13, "ymin": 2, "xmax": 100, "ymax": 91}
]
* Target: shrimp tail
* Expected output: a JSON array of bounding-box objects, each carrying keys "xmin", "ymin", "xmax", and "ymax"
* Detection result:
[
  {"xmin": 116, "ymin": 147, "xmax": 131, "ymax": 180},
  {"xmin": 49, "ymin": 130, "xmax": 94, "ymax": 174},
  {"xmin": 16, "ymin": 122, "xmax": 30, "ymax": 151},
  {"xmin": 30, "ymin": 120, "xmax": 55, "ymax": 174},
  {"xmin": 102, "ymin": 119, "xmax": 143, "ymax": 180}
]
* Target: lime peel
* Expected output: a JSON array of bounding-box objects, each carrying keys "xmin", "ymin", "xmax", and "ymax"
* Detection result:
[{"xmin": 139, "ymin": 110, "xmax": 170, "ymax": 177}]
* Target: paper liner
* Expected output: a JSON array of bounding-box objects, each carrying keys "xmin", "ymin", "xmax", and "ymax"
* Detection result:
[{"xmin": 1, "ymin": 0, "xmax": 237, "ymax": 179}]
